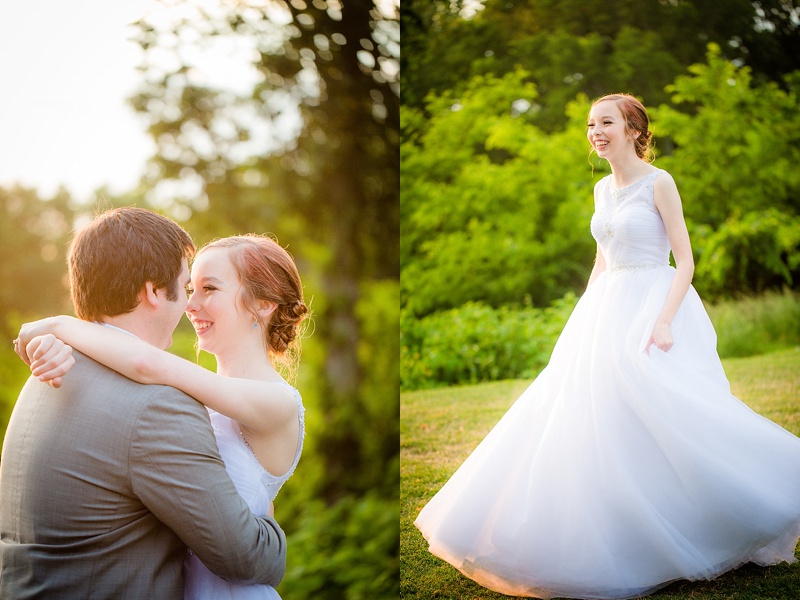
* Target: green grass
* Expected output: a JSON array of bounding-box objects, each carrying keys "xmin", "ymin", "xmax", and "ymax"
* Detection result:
[{"xmin": 401, "ymin": 347, "xmax": 800, "ymax": 599}]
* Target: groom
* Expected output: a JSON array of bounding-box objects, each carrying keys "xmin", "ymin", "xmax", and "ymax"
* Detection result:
[{"xmin": 0, "ymin": 208, "xmax": 286, "ymax": 597}]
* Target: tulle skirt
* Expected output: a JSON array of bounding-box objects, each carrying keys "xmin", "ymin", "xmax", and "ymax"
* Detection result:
[{"xmin": 415, "ymin": 266, "xmax": 800, "ymax": 599}]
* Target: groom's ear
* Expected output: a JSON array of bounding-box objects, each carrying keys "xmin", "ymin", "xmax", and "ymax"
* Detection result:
[{"xmin": 140, "ymin": 282, "xmax": 160, "ymax": 309}]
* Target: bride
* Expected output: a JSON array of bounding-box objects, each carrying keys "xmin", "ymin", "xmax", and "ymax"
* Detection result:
[
  {"xmin": 19, "ymin": 234, "xmax": 308, "ymax": 599},
  {"xmin": 414, "ymin": 94, "xmax": 800, "ymax": 599}
]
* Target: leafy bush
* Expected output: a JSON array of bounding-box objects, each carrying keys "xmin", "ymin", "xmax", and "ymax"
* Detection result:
[
  {"xmin": 692, "ymin": 209, "xmax": 800, "ymax": 299},
  {"xmin": 281, "ymin": 492, "xmax": 399, "ymax": 600},
  {"xmin": 401, "ymin": 293, "xmax": 578, "ymax": 390},
  {"xmin": 402, "ymin": 290, "xmax": 800, "ymax": 391},
  {"xmin": 652, "ymin": 46, "xmax": 800, "ymax": 302}
]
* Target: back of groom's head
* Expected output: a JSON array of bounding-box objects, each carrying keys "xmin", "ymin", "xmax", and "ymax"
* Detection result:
[{"xmin": 69, "ymin": 207, "xmax": 195, "ymax": 322}]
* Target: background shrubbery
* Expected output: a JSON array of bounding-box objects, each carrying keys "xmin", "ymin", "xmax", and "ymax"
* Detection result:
[
  {"xmin": 402, "ymin": 290, "xmax": 800, "ymax": 390},
  {"xmin": 401, "ymin": 293, "xmax": 577, "ymax": 390}
]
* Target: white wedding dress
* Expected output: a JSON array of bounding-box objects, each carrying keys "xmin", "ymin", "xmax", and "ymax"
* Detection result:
[
  {"xmin": 414, "ymin": 169, "xmax": 800, "ymax": 599},
  {"xmin": 184, "ymin": 382, "xmax": 304, "ymax": 599}
]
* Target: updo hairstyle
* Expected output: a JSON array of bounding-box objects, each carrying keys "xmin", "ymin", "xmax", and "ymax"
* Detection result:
[
  {"xmin": 199, "ymin": 235, "xmax": 308, "ymax": 372},
  {"xmin": 592, "ymin": 93, "xmax": 655, "ymax": 163}
]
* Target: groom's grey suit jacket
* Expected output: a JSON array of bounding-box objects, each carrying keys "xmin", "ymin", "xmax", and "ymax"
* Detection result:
[{"xmin": 0, "ymin": 351, "xmax": 286, "ymax": 599}]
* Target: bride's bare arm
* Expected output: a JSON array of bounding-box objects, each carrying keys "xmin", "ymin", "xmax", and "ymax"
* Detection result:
[
  {"xmin": 18, "ymin": 316, "xmax": 296, "ymax": 434},
  {"xmin": 648, "ymin": 173, "xmax": 694, "ymax": 352}
]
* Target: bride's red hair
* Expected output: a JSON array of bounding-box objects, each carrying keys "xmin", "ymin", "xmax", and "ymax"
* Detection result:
[{"xmin": 592, "ymin": 94, "xmax": 655, "ymax": 163}]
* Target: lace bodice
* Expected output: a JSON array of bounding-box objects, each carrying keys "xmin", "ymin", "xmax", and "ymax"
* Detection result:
[
  {"xmin": 589, "ymin": 169, "xmax": 671, "ymax": 272},
  {"xmin": 208, "ymin": 382, "xmax": 304, "ymax": 515}
]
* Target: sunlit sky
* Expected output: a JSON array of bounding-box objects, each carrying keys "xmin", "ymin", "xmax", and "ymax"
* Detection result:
[
  {"xmin": 0, "ymin": 0, "xmax": 397, "ymax": 204},
  {"xmin": 0, "ymin": 0, "xmax": 162, "ymax": 201}
]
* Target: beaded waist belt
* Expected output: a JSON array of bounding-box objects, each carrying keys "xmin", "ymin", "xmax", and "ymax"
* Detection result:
[{"xmin": 609, "ymin": 263, "xmax": 665, "ymax": 273}]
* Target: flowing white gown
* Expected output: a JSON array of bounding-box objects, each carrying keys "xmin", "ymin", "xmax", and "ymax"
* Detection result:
[
  {"xmin": 184, "ymin": 382, "xmax": 304, "ymax": 600},
  {"xmin": 414, "ymin": 169, "xmax": 800, "ymax": 599}
]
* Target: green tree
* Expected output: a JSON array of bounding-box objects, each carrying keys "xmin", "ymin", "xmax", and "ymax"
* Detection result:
[
  {"xmin": 402, "ymin": 70, "xmax": 597, "ymax": 317},
  {"xmin": 402, "ymin": 0, "xmax": 800, "ymax": 131},
  {"xmin": 653, "ymin": 45, "xmax": 800, "ymax": 297}
]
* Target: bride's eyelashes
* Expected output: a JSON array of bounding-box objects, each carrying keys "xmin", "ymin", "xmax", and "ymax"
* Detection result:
[{"xmin": 185, "ymin": 285, "xmax": 218, "ymax": 297}]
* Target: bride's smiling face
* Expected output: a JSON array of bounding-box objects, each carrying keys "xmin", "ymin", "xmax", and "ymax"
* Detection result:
[
  {"xmin": 185, "ymin": 247, "xmax": 253, "ymax": 355},
  {"xmin": 587, "ymin": 100, "xmax": 630, "ymax": 160}
]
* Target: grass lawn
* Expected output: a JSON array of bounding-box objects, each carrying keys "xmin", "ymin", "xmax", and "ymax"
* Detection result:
[{"xmin": 401, "ymin": 347, "xmax": 800, "ymax": 600}]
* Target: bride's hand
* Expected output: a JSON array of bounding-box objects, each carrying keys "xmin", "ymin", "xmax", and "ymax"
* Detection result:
[
  {"xmin": 14, "ymin": 317, "xmax": 58, "ymax": 366},
  {"xmin": 647, "ymin": 321, "xmax": 673, "ymax": 353},
  {"xmin": 27, "ymin": 334, "xmax": 75, "ymax": 389}
]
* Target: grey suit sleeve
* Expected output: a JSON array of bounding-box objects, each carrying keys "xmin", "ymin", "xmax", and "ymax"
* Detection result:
[{"xmin": 128, "ymin": 385, "xmax": 286, "ymax": 585}]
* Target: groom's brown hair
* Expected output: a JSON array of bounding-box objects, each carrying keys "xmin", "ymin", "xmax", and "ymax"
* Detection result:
[{"xmin": 68, "ymin": 207, "xmax": 195, "ymax": 322}]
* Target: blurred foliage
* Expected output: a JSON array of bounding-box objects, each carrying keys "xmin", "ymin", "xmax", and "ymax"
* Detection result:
[
  {"xmin": 0, "ymin": 187, "xmax": 75, "ymax": 338},
  {"xmin": 1, "ymin": 1, "xmax": 398, "ymax": 598},
  {"xmin": 282, "ymin": 492, "xmax": 398, "ymax": 599},
  {"xmin": 705, "ymin": 289, "xmax": 800, "ymax": 359}
]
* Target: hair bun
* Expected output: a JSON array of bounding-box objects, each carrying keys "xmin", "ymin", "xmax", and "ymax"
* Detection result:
[
  {"xmin": 266, "ymin": 301, "xmax": 308, "ymax": 355},
  {"xmin": 290, "ymin": 301, "xmax": 308, "ymax": 320}
]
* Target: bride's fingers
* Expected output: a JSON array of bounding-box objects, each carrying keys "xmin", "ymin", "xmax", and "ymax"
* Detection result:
[
  {"xmin": 22, "ymin": 336, "xmax": 46, "ymax": 365},
  {"xmin": 13, "ymin": 337, "xmax": 32, "ymax": 366},
  {"xmin": 31, "ymin": 349, "xmax": 74, "ymax": 377},
  {"xmin": 655, "ymin": 340, "xmax": 673, "ymax": 352},
  {"xmin": 28, "ymin": 339, "xmax": 62, "ymax": 372},
  {"xmin": 45, "ymin": 376, "xmax": 64, "ymax": 389},
  {"xmin": 31, "ymin": 345, "xmax": 74, "ymax": 380},
  {"xmin": 29, "ymin": 335, "xmax": 68, "ymax": 367},
  {"xmin": 34, "ymin": 356, "xmax": 74, "ymax": 383},
  {"xmin": 27, "ymin": 334, "xmax": 57, "ymax": 363}
]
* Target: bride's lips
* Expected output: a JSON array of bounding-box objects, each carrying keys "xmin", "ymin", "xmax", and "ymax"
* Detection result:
[
  {"xmin": 192, "ymin": 320, "xmax": 213, "ymax": 336},
  {"xmin": 594, "ymin": 139, "xmax": 609, "ymax": 150}
]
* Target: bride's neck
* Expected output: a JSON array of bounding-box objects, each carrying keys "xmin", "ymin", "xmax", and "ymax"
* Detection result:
[
  {"xmin": 215, "ymin": 348, "xmax": 277, "ymax": 381},
  {"xmin": 609, "ymin": 156, "xmax": 651, "ymax": 186}
]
